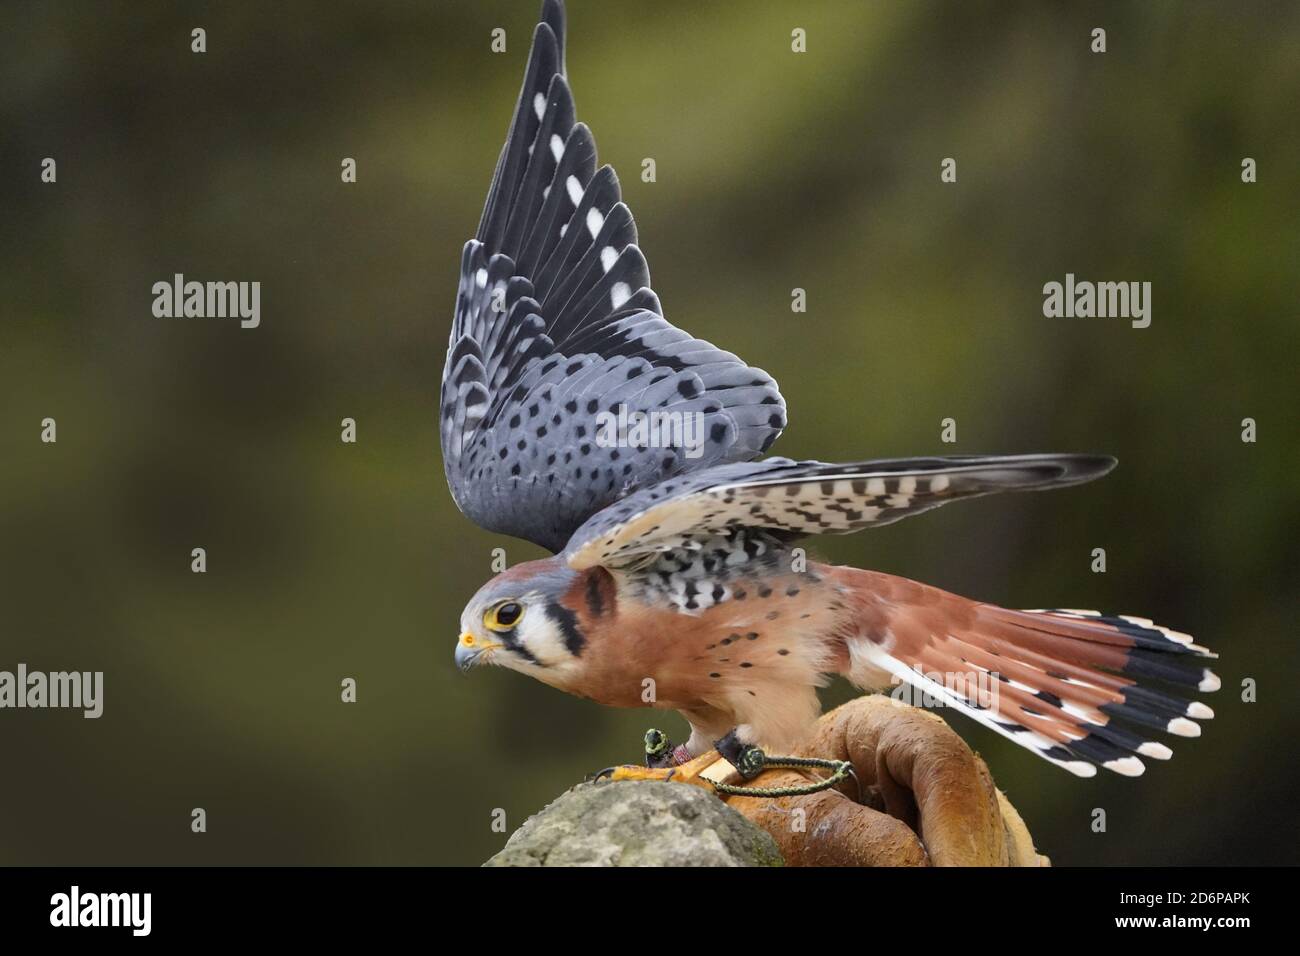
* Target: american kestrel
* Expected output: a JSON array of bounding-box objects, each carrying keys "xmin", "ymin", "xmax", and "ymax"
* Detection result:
[{"xmin": 442, "ymin": 0, "xmax": 1217, "ymax": 786}]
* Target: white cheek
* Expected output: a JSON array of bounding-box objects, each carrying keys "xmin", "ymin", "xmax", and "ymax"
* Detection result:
[{"xmin": 516, "ymin": 620, "xmax": 569, "ymax": 667}]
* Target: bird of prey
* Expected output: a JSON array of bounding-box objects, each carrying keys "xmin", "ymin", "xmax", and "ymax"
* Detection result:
[{"xmin": 442, "ymin": 0, "xmax": 1217, "ymax": 785}]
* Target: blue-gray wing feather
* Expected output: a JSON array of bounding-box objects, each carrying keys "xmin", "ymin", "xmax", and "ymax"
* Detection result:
[{"xmin": 441, "ymin": 1, "xmax": 786, "ymax": 552}]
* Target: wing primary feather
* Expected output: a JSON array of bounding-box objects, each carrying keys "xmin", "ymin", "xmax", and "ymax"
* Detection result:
[{"xmin": 442, "ymin": 1, "xmax": 787, "ymax": 551}]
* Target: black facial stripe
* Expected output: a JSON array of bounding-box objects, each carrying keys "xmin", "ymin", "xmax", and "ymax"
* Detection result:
[
  {"xmin": 544, "ymin": 601, "xmax": 586, "ymax": 657},
  {"xmin": 498, "ymin": 628, "xmax": 540, "ymax": 666}
]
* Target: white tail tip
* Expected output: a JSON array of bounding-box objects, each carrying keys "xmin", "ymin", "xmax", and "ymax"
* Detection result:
[{"xmin": 1104, "ymin": 756, "xmax": 1146, "ymax": 777}]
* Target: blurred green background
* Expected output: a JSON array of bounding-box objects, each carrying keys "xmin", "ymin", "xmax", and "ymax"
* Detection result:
[{"xmin": 2, "ymin": 0, "xmax": 1297, "ymax": 866}]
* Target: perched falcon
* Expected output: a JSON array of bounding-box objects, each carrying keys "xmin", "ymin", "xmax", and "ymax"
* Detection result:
[{"xmin": 442, "ymin": 0, "xmax": 1217, "ymax": 784}]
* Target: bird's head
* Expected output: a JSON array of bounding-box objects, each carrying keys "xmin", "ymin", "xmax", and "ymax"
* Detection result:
[{"xmin": 454, "ymin": 557, "xmax": 587, "ymax": 679}]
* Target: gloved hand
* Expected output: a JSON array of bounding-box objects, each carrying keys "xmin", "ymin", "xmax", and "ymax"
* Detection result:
[{"xmin": 720, "ymin": 695, "xmax": 1048, "ymax": 866}]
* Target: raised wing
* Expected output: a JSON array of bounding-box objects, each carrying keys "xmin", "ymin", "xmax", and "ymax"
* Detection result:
[
  {"xmin": 441, "ymin": 0, "xmax": 786, "ymax": 553},
  {"xmin": 564, "ymin": 454, "xmax": 1116, "ymax": 569}
]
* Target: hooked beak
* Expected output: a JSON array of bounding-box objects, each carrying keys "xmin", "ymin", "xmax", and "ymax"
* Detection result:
[{"xmin": 455, "ymin": 633, "xmax": 500, "ymax": 672}]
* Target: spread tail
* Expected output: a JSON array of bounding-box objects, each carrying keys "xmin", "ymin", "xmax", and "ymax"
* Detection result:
[{"xmin": 837, "ymin": 570, "xmax": 1218, "ymax": 777}]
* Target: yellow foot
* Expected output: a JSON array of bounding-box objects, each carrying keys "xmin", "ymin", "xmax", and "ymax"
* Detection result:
[{"xmin": 598, "ymin": 749, "xmax": 725, "ymax": 790}]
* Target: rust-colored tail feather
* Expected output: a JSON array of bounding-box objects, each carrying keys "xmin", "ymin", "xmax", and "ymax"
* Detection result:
[{"xmin": 840, "ymin": 571, "xmax": 1217, "ymax": 778}]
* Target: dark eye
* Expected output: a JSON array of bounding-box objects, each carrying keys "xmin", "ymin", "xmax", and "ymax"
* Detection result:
[{"xmin": 487, "ymin": 601, "xmax": 522, "ymax": 631}]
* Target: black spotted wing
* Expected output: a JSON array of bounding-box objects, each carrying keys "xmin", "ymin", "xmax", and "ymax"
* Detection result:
[{"xmin": 441, "ymin": 1, "xmax": 787, "ymax": 552}]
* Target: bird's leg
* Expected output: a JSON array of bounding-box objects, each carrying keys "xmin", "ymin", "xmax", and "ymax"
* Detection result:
[
  {"xmin": 593, "ymin": 728, "xmax": 723, "ymax": 789},
  {"xmin": 599, "ymin": 726, "xmax": 765, "ymax": 786},
  {"xmin": 643, "ymin": 728, "xmax": 691, "ymax": 769},
  {"xmin": 714, "ymin": 728, "xmax": 766, "ymax": 779}
]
